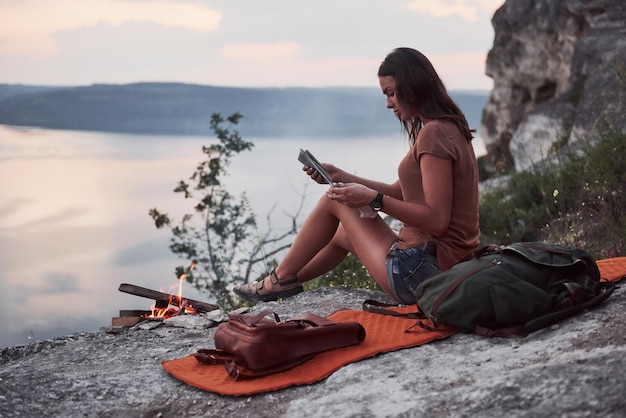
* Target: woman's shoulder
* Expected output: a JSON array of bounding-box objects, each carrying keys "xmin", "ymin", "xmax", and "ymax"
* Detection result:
[
  {"xmin": 421, "ymin": 119, "xmax": 461, "ymax": 137},
  {"xmin": 416, "ymin": 119, "xmax": 469, "ymax": 160},
  {"xmin": 418, "ymin": 119, "xmax": 465, "ymax": 146}
]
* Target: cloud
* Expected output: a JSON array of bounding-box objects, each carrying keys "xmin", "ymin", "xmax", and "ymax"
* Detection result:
[
  {"xmin": 0, "ymin": 0, "xmax": 221, "ymax": 57},
  {"xmin": 407, "ymin": 0, "xmax": 503, "ymax": 22},
  {"xmin": 0, "ymin": 205, "xmax": 90, "ymax": 232},
  {"xmin": 0, "ymin": 0, "xmax": 502, "ymax": 89},
  {"xmin": 40, "ymin": 272, "xmax": 82, "ymax": 294},
  {"xmin": 0, "ymin": 198, "xmax": 36, "ymax": 220}
]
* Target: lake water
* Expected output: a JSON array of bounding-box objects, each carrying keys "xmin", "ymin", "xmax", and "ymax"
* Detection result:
[{"xmin": 0, "ymin": 124, "xmax": 485, "ymax": 348}]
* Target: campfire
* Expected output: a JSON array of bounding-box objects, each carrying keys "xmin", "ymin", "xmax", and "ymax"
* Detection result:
[{"xmin": 112, "ymin": 261, "xmax": 219, "ymax": 327}]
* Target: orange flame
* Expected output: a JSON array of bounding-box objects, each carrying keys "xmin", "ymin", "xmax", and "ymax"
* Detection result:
[{"xmin": 143, "ymin": 261, "xmax": 197, "ymax": 319}]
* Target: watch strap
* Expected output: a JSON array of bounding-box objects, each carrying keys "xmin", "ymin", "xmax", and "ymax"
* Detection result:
[{"xmin": 370, "ymin": 192, "xmax": 384, "ymax": 211}]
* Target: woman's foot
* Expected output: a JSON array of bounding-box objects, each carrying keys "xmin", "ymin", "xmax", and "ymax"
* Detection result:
[{"xmin": 233, "ymin": 269, "xmax": 304, "ymax": 303}]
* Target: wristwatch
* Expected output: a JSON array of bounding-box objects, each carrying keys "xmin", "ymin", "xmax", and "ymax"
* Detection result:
[{"xmin": 370, "ymin": 192, "xmax": 384, "ymax": 211}]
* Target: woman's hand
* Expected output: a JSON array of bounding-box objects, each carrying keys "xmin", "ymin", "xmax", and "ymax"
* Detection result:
[
  {"xmin": 325, "ymin": 182, "xmax": 376, "ymax": 208},
  {"xmin": 302, "ymin": 163, "xmax": 342, "ymax": 185}
]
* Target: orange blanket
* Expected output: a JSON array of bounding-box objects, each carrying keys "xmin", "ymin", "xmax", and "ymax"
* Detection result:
[{"xmin": 162, "ymin": 257, "xmax": 625, "ymax": 396}]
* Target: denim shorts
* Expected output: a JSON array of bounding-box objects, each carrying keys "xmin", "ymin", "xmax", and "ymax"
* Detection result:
[{"xmin": 385, "ymin": 242, "xmax": 440, "ymax": 304}]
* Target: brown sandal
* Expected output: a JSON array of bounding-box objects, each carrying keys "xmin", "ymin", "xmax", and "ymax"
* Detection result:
[{"xmin": 233, "ymin": 269, "xmax": 304, "ymax": 303}]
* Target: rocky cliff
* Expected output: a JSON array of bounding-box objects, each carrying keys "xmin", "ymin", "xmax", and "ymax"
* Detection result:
[
  {"xmin": 1, "ymin": 285, "xmax": 625, "ymax": 417},
  {"xmin": 481, "ymin": 0, "xmax": 626, "ymax": 174}
]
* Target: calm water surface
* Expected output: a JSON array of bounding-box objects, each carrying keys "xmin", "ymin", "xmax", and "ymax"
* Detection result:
[{"xmin": 0, "ymin": 124, "xmax": 485, "ymax": 348}]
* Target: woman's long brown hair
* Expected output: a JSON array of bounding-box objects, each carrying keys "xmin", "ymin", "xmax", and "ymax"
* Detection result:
[{"xmin": 378, "ymin": 47, "xmax": 475, "ymax": 144}]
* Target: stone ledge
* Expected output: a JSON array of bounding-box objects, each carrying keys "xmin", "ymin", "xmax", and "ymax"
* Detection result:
[{"xmin": 1, "ymin": 285, "xmax": 624, "ymax": 417}]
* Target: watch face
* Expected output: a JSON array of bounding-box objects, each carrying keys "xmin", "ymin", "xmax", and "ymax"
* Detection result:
[
  {"xmin": 370, "ymin": 193, "xmax": 383, "ymax": 211},
  {"xmin": 370, "ymin": 193, "xmax": 383, "ymax": 212}
]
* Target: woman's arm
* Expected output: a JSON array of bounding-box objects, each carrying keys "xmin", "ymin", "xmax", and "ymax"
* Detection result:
[
  {"xmin": 326, "ymin": 154, "xmax": 453, "ymax": 237},
  {"xmin": 304, "ymin": 163, "xmax": 403, "ymax": 200},
  {"xmin": 381, "ymin": 154, "xmax": 453, "ymax": 236}
]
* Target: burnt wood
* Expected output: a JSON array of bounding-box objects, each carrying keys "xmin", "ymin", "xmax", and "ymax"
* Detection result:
[
  {"xmin": 111, "ymin": 317, "xmax": 143, "ymax": 327},
  {"xmin": 119, "ymin": 310, "xmax": 152, "ymax": 317},
  {"xmin": 118, "ymin": 283, "xmax": 219, "ymax": 313}
]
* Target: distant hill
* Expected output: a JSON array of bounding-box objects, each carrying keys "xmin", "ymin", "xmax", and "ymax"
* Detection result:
[{"xmin": 0, "ymin": 83, "xmax": 488, "ymax": 138}]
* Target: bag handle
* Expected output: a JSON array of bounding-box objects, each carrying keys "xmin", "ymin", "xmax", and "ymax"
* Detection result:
[
  {"xmin": 289, "ymin": 312, "xmax": 344, "ymax": 327},
  {"xmin": 236, "ymin": 309, "xmax": 282, "ymax": 326},
  {"xmin": 473, "ymin": 244, "xmax": 503, "ymax": 258},
  {"xmin": 234, "ymin": 310, "xmax": 342, "ymax": 328}
]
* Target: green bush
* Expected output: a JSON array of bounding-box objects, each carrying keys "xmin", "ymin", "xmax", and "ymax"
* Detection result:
[
  {"xmin": 479, "ymin": 128, "xmax": 626, "ymax": 259},
  {"xmin": 305, "ymin": 253, "xmax": 381, "ymax": 292}
]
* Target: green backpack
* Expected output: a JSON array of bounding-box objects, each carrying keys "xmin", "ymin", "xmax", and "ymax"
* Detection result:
[{"xmin": 413, "ymin": 242, "xmax": 615, "ymax": 337}]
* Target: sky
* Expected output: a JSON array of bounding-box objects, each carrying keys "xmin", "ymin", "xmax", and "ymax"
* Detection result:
[{"xmin": 0, "ymin": 0, "xmax": 504, "ymax": 90}]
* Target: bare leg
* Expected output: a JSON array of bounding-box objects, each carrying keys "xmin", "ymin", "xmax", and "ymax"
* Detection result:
[
  {"xmin": 277, "ymin": 195, "xmax": 398, "ymax": 294},
  {"xmin": 294, "ymin": 234, "xmax": 349, "ymax": 282},
  {"xmin": 234, "ymin": 194, "xmax": 398, "ymax": 301}
]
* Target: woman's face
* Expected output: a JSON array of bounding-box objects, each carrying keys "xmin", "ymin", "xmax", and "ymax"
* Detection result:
[{"xmin": 379, "ymin": 75, "xmax": 415, "ymax": 121}]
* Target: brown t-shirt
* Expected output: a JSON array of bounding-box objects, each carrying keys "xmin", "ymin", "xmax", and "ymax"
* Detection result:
[{"xmin": 395, "ymin": 119, "xmax": 480, "ymax": 270}]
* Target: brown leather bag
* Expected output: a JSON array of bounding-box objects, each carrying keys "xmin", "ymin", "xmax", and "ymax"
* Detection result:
[{"xmin": 195, "ymin": 309, "xmax": 366, "ymax": 380}]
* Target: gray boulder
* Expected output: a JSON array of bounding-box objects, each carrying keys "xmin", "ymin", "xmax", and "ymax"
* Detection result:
[
  {"xmin": 1, "ymin": 285, "xmax": 625, "ymax": 417},
  {"xmin": 481, "ymin": 0, "xmax": 626, "ymax": 174}
]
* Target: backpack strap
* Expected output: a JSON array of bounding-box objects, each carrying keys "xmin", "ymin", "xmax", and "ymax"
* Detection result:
[
  {"xmin": 362, "ymin": 299, "xmax": 425, "ymax": 319},
  {"xmin": 474, "ymin": 281, "xmax": 616, "ymax": 337},
  {"xmin": 362, "ymin": 300, "xmax": 442, "ymax": 333},
  {"xmin": 523, "ymin": 281, "xmax": 615, "ymax": 334},
  {"xmin": 474, "ymin": 324, "xmax": 527, "ymax": 338}
]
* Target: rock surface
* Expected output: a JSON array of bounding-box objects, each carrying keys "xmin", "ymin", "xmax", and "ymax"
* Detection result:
[
  {"xmin": 481, "ymin": 0, "xmax": 626, "ymax": 174},
  {"xmin": 1, "ymin": 284, "xmax": 625, "ymax": 418}
]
